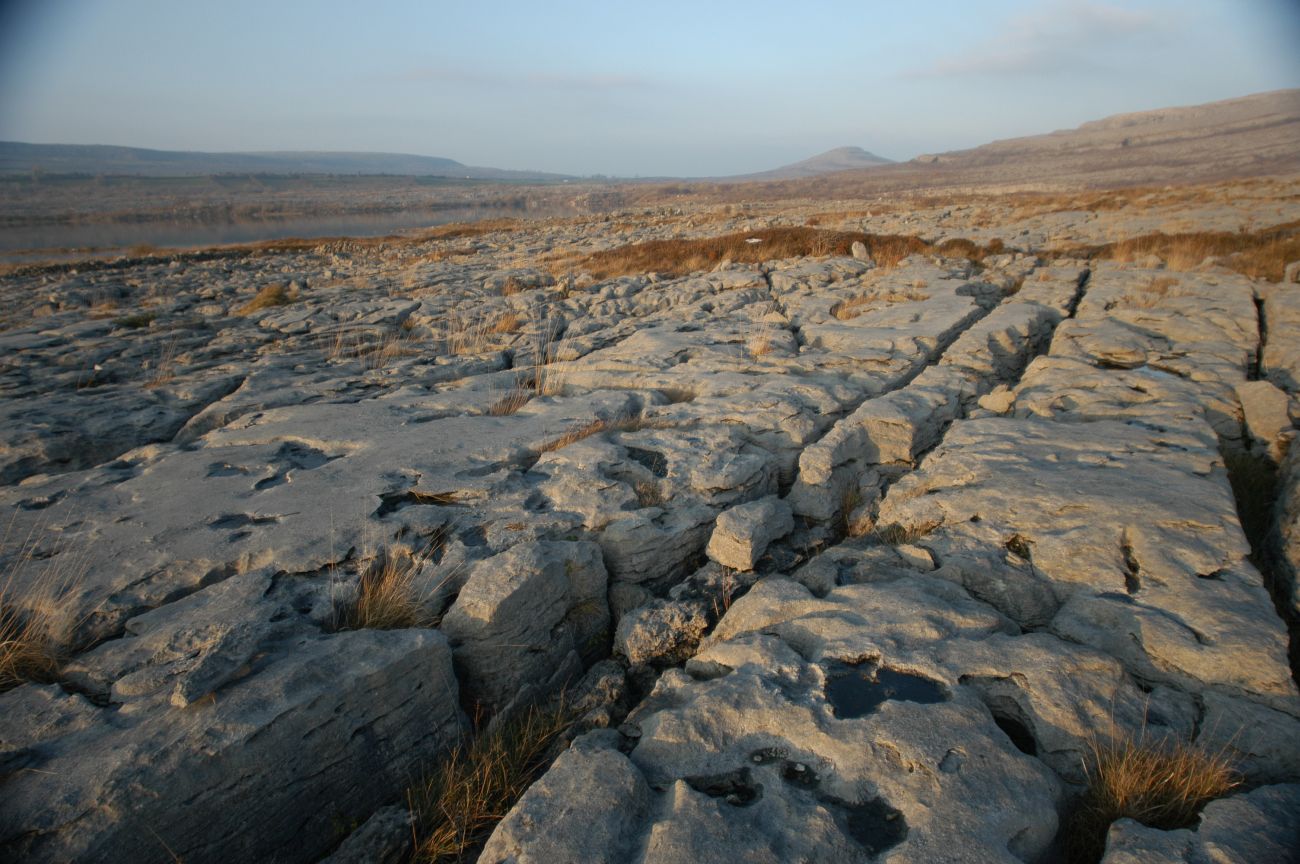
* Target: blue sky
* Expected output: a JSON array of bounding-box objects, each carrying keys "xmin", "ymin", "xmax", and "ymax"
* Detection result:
[{"xmin": 0, "ymin": 0, "xmax": 1297, "ymax": 176}]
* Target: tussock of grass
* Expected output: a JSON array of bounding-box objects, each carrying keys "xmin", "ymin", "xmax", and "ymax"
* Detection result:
[
  {"xmin": 1063, "ymin": 732, "xmax": 1239, "ymax": 864},
  {"xmin": 338, "ymin": 549, "xmax": 433, "ymax": 631},
  {"xmin": 1, "ymin": 540, "xmax": 85, "ymax": 693},
  {"xmin": 489, "ymin": 312, "xmax": 521, "ymax": 334},
  {"xmin": 486, "ymin": 388, "xmax": 531, "ymax": 417},
  {"xmin": 0, "ymin": 594, "xmax": 65, "ymax": 693},
  {"xmin": 236, "ymin": 283, "xmax": 295, "ymax": 315},
  {"xmin": 409, "ymin": 702, "xmax": 573, "ymax": 863}
]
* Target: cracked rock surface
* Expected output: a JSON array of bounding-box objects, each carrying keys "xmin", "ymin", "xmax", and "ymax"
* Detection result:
[{"xmin": 1, "ymin": 201, "xmax": 1298, "ymax": 862}]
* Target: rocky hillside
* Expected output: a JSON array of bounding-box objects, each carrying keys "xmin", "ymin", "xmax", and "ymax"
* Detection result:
[
  {"xmin": 710, "ymin": 89, "xmax": 1300, "ymax": 197},
  {"xmin": 1, "ymin": 195, "xmax": 1298, "ymax": 862}
]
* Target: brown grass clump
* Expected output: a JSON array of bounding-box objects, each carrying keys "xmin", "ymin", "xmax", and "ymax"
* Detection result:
[
  {"xmin": 489, "ymin": 312, "xmax": 521, "ymax": 334},
  {"xmin": 1057, "ymin": 220, "xmax": 1300, "ymax": 282},
  {"xmin": 1062, "ymin": 732, "xmax": 1239, "ymax": 864},
  {"xmin": 1, "ymin": 540, "xmax": 86, "ymax": 693},
  {"xmin": 338, "ymin": 549, "xmax": 434, "ymax": 631},
  {"xmin": 569, "ymin": 228, "xmax": 950, "ymax": 279},
  {"xmin": 749, "ymin": 330, "xmax": 775, "ymax": 357},
  {"xmin": 409, "ymin": 702, "xmax": 573, "ymax": 863},
  {"xmin": 487, "ymin": 388, "xmax": 532, "ymax": 417},
  {"xmin": 236, "ymin": 283, "xmax": 295, "ymax": 315},
  {"xmin": 0, "ymin": 590, "xmax": 67, "ymax": 693}
]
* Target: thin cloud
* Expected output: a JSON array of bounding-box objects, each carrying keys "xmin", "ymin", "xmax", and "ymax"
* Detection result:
[
  {"xmin": 398, "ymin": 64, "xmax": 653, "ymax": 91},
  {"xmin": 907, "ymin": 0, "xmax": 1158, "ymax": 78}
]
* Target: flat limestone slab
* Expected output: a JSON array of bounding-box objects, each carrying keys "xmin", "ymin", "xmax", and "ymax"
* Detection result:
[{"xmin": 877, "ymin": 416, "xmax": 1297, "ymax": 711}]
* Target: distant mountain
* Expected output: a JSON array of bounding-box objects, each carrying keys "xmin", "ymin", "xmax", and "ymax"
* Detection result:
[
  {"xmin": 727, "ymin": 146, "xmax": 893, "ymax": 181},
  {"xmin": 0, "ymin": 142, "xmax": 571, "ymax": 181}
]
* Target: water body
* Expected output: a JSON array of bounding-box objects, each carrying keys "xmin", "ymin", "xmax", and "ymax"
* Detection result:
[{"xmin": 0, "ymin": 206, "xmax": 571, "ymax": 258}]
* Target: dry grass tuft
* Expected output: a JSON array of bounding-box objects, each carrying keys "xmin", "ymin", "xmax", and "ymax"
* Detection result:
[
  {"xmin": 338, "ymin": 549, "xmax": 434, "ymax": 631},
  {"xmin": 443, "ymin": 313, "xmax": 494, "ymax": 356},
  {"xmin": 538, "ymin": 414, "xmax": 674, "ymax": 454},
  {"xmin": 236, "ymin": 283, "xmax": 295, "ymax": 315},
  {"xmin": 634, "ymin": 481, "xmax": 664, "ymax": 508},
  {"xmin": 1063, "ymin": 731, "xmax": 1239, "ymax": 864},
  {"xmin": 489, "ymin": 312, "xmax": 521, "ymax": 334},
  {"xmin": 487, "ymin": 388, "xmax": 532, "ymax": 417},
  {"xmin": 1, "ymin": 538, "xmax": 86, "ymax": 693},
  {"xmin": 143, "ymin": 336, "xmax": 182, "ymax": 388},
  {"xmin": 409, "ymin": 702, "xmax": 573, "ymax": 863},
  {"xmin": 529, "ymin": 324, "xmax": 570, "ymax": 397}
]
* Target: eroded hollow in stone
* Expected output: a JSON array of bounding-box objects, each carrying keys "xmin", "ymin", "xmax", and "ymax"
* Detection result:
[
  {"xmin": 823, "ymin": 795, "xmax": 908, "ymax": 855},
  {"xmin": 684, "ymin": 767, "xmax": 763, "ymax": 807},
  {"xmin": 823, "ymin": 660, "xmax": 948, "ymax": 719},
  {"xmin": 991, "ymin": 712, "xmax": 1038, "ymax": 756}
]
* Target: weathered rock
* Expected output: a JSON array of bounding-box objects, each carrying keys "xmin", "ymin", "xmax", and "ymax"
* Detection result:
[
  {"xmin": 1275, "ymin": 442, "xmax": 1300, "ymax": 620},
  {"xmin": 877, "ymin": 417, "xmax": 1298, "ymax": 709},
  {"xmin": 1236, "ymin": 379, "xmax": 1293, "ymax": 462},
  {"xmin": 705, "ymin": 496, "xmax": 794, "ymax": 571},
  {"xmin": 487, "ymin": 573, "xmax": 1063, "ymax": 862},
  {"xmin": 478, "ymin": 733, "xmax": 656, "ymax": 863},
  {"xmin": 0, "ymin": 629, "xmax": 462, "ymax": 864},
  {"xmin": 440, "ymin": 540, "xmax": 608, "ymax": 712},
  {"xmin": 319, "ymin": 804, "xmax": 413, "ymax": 864},
  {"xmin": 1101, "ymin": 783, "xmax": 1300, "ymax": 864},
  {"xmin": 615, "ymin": 599, "xmax": 711, "ymax": 667}
]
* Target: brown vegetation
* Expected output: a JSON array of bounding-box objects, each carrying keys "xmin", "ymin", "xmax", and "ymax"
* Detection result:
[
  {"xmin": 538, "ymin": 414, "xmax": 675, "ymax": 454},
  {"xmin": 566, "ymin": 228, "xmax": 1010, "ymax": 280},
  {"xmin": 409, "ymin": 702, "xmax": 572, "ymax": 863},
  {"xmin": 1057, "ymin": 220, "xmax": 1300, "ymax": 282},
  {"xmin": 486, "ymin": 388, "xmax": 532, "ymax": 417},
  {"xmin": 489, "ymin": 312, "xmax": 521, "ymax": 334},
  {"xmin": 337, "ymin": 549, "xmax": 434, "ymax": 631},
  {"xmin": 830, "ymin": 287, "xmax": 930, "ymax": 321},
  {"xmin": 562, "ymin": 227, "xmax": 1015, "ymax": 280},
  {"xmin": 1063, "ymin": 731, "xmax": 1239, "ymax": 864},
  {"xmin": 236, "ymin": 283, "xmax": 295, "ymax": 315},
  {"xmin": 0, "ymin": 542, "xmax": 85, "ymax": 693}
]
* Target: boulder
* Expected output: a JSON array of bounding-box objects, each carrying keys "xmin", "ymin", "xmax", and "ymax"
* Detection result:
[{"xmin": 705, "ymin": 496, "xmax": 794, "ymax": 571}]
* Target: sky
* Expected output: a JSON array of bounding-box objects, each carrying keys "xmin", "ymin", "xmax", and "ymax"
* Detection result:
[{"xmin": 0, "ymin": 0, "xmax": 1297, "ymax": 177}]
